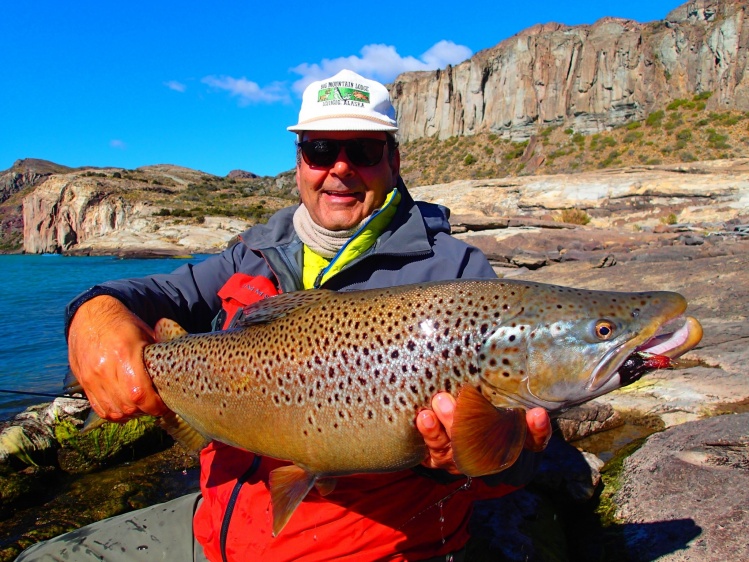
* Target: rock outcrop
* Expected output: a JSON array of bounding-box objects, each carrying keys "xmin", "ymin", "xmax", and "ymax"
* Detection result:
[
  {"xmin": 613, "ymin": 414, "xmax": 748, "ymax": 561},
  {"xmin": 391, "ymin": 0, "xmax": 749, "ymax": 141},
  {"xmin": 18, "ymin": 164, "xmax": 296, "ymax": 255},
  {"xmin": 0, "ymin": 159, "xmax": 71, "ymax": 204},
  {"xmin": 22, "ymin": 175, "xmax": 130, "ymax": 254}
]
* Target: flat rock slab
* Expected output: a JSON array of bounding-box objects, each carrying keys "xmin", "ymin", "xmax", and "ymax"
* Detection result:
[{"xmin": 614, "ymin": 414, "xmax": 749, "ymax": 561}]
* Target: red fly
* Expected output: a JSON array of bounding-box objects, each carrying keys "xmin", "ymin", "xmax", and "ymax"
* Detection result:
[{"xmin": 640, "ymin": 353, "xmax": 673, "ymax": 370}]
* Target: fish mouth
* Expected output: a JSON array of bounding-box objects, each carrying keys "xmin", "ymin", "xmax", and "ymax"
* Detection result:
[{"xmin": 587, "ymin": 315, "xmax": 703, "ymax": 394}]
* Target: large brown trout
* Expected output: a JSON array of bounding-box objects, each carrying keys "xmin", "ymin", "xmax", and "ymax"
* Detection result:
[{"xmin": 142, "ymin": 278, "xmax": 702, "ymax": 535}]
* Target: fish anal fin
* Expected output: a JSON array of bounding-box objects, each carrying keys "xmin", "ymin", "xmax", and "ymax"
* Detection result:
[
  {"xmin": 314, "ymin": 477, "xmax": 337, "ymax": 497},
  {"xmin": 158, "ymin": 410, "xmax": 209, "ymax": 454},
  {"xmin": 154, "ymin": 318, "xmax": 189, "ymax": 343},
  {"xmin": 452, "ymin": 385, "xmax": 527, "ymax": 477},
  {"xmin": 268, "ymin": 465, "xmax": 316, "ymax": 536}
]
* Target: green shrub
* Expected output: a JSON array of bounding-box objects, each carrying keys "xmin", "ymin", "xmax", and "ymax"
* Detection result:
[
  {"xmin": 706, "ymin": 129, "xmax": 730, "ymax": 149},
  {"xmin": 623, "ymin": 131, "xmax": 644, "ymax": 143},
  {"xmin": 680, "ymin": 152, "xmax": 697, "ymax": 162},
  {"xmin": 463, "ymin": 154, "xmax": 477, "ymax": 166},
  {"xmin": 503, "ymin": 141, "xmax": 528, "ymax": 160},
  {"xmin": 667, "ymin": 99, "xmax": 689, "ymax": 111},
  {"xmin": 646, "ymin": 110, "xmax": 665, "ymax": 127}
]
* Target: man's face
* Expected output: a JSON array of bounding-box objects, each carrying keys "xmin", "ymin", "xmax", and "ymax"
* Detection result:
[{"xmin": 296, "ymin": 130, "xmax": 400, "ymax": 231}]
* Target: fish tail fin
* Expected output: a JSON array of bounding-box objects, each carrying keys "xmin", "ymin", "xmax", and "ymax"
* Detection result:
[
  {"xmin": 268, "ymin": 465, "xmax": 316, "ymax": 536},
  {"xmin": 154, "ymin": 318, "xmax": 189, "ymax": 342},
  {"xmin": 158, "ymin": 410, "xmax": 210, "ymax": 453},
  {"xmin": 451, "ymin": 385, "xmax": 527, "ymax": 477}
]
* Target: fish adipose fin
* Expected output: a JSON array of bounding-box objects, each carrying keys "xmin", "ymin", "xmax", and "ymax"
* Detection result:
[
  {"xmin": 158, "ymin": 410, "xmax": 210, "ymax": 453},
  {"xmin": 451, "ymin": 385, "xmax": 527, "ymax": 477},
  {"xmin": 268, "ymin": 465, "xmax": 317, "ymax": 536}
]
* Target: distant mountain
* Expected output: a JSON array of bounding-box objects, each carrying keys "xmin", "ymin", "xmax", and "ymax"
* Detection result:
[{"xmin": 391, "ymin": 0, "xmax": 749, "ymax": 141}]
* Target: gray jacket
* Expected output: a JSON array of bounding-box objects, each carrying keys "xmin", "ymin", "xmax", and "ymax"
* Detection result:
[{"xmin": 65, "ymin": 183, "xmax": 496, "ymax": 334}]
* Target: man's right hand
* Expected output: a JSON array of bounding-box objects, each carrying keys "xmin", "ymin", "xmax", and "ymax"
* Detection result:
[{"xmin": 67, "ymin": 295, "xmax": 168, "ymax": 422}]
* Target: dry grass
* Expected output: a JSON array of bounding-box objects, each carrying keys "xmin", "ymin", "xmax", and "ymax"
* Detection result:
[{"xmin": 398, "ymin": 93, "xmax": 749, "ymax": 186}]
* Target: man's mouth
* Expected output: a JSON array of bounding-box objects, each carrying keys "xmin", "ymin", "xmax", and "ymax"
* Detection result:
[{"xmin": 322, "ymin": 190, "xmax": 364, "ymax": 202}]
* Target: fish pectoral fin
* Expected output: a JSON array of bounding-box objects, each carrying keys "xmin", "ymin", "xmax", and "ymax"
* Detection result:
[
  {"xmin": 314, "ymin": 477, "xmax": 337, "ymax": 497},
  {"xmin": 451, "ymin": 385, "xmax": 527, "ymax": 477},
  {"xmin": 157, "ymin": 410, "xmax": 210, "ymax": 453},
  {"xmin": 269, "ymin": 465, "xmax": 317, "ymax": 536},
  {"xmin": 80, "ymin": 410, "xmax": 107, "ymax": 433},
  {"xmin": 153, "ymin": 318, "xmax": 189, "ymax": 342}
]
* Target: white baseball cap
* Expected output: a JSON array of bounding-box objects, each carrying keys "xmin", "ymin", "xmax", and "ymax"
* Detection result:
[{"xmin": 288, "ymin": 69, "xmax": 398, "ymax": 133}]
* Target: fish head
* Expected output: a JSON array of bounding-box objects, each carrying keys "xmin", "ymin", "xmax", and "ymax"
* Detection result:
[{"xmin": 479, "ymin": 285, "xmax": 702, "ymax": 414}]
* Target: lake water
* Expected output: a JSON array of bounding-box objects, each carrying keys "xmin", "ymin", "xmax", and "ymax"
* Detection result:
[{"xmin": 0, "ymin": 254, "xmax": 210, "ymax": 421}]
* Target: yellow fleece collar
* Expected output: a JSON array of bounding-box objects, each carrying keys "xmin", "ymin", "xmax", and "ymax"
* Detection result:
[{"xmin": 302, "ymin": 188, "xmax": 401, "ymax": 289}]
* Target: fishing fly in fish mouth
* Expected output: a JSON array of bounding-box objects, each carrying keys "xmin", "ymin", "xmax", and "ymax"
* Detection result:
[{"xmin": 137, "ymin": 278, "xmax": 702, "ymax": 535}]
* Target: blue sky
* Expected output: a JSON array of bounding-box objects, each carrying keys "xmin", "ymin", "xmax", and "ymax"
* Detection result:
[{"xmin": 1, "ymin": 0, "xmax": 684, "ymax": 178}]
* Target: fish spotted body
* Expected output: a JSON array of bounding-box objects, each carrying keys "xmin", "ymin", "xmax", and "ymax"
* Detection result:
[{"xmin": 142, "ymin": 278, "xmax": 702, "ymax": 534}]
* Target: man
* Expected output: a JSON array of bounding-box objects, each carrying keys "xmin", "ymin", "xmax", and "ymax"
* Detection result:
[{"xmin": 19, "ymin": 69, "xmax": 551, "ymax": 561}]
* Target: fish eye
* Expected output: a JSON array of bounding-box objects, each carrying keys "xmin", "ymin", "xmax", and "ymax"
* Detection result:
[{"xmin": 594, "ymin": 320, "xmax": 616, "ymax": 340}]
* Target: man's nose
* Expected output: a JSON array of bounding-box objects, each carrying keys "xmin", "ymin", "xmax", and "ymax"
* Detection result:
[{"xmin": 330, "ymin": 149, "xmax": 356, "ymax": 178}]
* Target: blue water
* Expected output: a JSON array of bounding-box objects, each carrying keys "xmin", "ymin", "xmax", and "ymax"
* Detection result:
[{"xmin": 0, "ymin": 254, "xmax": 210, "ymax": 421}]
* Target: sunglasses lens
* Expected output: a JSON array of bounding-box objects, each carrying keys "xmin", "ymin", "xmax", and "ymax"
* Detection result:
[
  {"xmin": 346, "ymin": 139, "xmax": 385, "ymax": 166},
  {"xmin": 300, "ymin": 139, "xmax": 386, "ymax": 167},
  {"xmin": 301, "ymin": 140, "xmax": 339, "ymax": 167}
]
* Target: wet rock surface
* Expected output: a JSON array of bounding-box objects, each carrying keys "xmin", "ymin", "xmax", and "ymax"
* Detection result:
[{"xmin": 613, "ymin": 414, "xmax": 749, "ymax": 562}]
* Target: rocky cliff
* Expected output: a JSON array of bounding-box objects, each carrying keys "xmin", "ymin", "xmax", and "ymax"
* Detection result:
[
  {"xmin": 17, "ymin": 164, "xmax": 297, "ymax": 255},
  {"xmin": 391, "ymin": 0, "xmax": 749, "ymax": 141}
]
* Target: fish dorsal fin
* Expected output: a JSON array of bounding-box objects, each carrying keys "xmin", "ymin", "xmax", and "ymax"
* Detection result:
[
  {"xmin": 158, "ymin": 410, "xmax": 210, "ymax": 454},
  {"xmin": 154, "ymin": 318, "xmax": 189, "ymax": 342},
  {"xmin": 237, "ymin": 290, "xmax": 335, "ymax": 327},
  {"xmin": 63, "ymin": 369, "xmax": 83, "ymax": 396},
  {"xmin": 451, "ymin": 385, "xmax": 527, "ymax": 477},
  {"xmin": 268, "ymin": 465, "xmax": 316, "ymax": 536}
]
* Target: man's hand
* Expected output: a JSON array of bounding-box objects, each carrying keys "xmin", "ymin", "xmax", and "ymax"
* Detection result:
[
  {"xmin": 67, "ymin": 295, "xmax": 168, "ymax": 422},
  {"xmin": 416, "ymin": 392, "xmax": 551, "ymax": 475}
]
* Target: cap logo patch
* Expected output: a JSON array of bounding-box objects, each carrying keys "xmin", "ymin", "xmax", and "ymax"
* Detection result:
[{"xmin": 317, "ymin": 80, "xmax": 370, "ymax": 107}]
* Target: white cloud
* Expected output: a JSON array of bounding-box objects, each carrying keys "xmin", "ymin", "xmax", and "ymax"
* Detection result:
[
  {"xmin": 201, "ymin": 75, "xmax": 290, "ymax": 105},
  {"xmin": 290, "ymin": 40, "xmax": 472, "ymax": 94},
  {"xmin": 110, "ymin": 139, "xmax": 126, "ymax": 150},
  {"xmin": 164, "ymin": 80, "xmax": 187, "ymax": 93},
  {"xmin": 200, "ymin": 40, "xmax": 472, "ymax": 106}
]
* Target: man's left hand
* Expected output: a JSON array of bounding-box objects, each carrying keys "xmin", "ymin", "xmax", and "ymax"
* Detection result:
[{"xmin": 416, "ymin": 392, "xmax": 552, "ymax": 475}]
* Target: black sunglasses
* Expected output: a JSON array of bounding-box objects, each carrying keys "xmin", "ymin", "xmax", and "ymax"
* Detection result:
[{"xmin": 299, "ymin": 138, "xmax": 387, "ymax": 168}]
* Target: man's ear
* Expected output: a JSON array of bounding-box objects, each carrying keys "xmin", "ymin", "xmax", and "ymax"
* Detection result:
[{"xmin": 391, "ymin": 148, "xmax": 401, "ymax": 184}]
